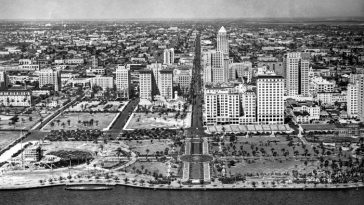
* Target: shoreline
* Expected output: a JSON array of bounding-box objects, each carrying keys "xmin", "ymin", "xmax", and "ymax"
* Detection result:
[{"xmin": 1, "ymin": 181, "xmax": 363, "ymax": 191}]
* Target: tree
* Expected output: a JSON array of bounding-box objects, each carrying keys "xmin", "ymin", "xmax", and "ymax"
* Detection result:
[
  {"xmin": 116, "ymin": 147, "xmax": 122, "ymax": 162},
  {"xmin": 146, "ymin": 149, "xmax": 150, "ymax": 159}
]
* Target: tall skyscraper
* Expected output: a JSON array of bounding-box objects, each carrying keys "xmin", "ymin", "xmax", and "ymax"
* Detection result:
[
  {"xmin": 39, "ymin": 69, "xmax": 61, "ymax": 91},
  {"xmin": 240, "ymin": 90, "xmax": 256, "ymax": 124},
  {"xmin": 116, "ymin": 65, "xmax": 131, "ymax": 99},
  {"xmin": 217, "ymin": 26, "xmax": 228, "ymax": 55},
  {"xmin": 139, "ymin": 70, "xmax": 153, "ymax": 100},
  {"xmin": 204, "ymin": 65, "xmax": 212, "ymax": 84},
  {"xmin": 284, "ymin": 52, "xmax": 310, "ymax": 96},
  {"xmin": 358, "ymin": 75, "xmax": 364, "ymax": 122},
  {"xmin": 147, "ymin": 63, "xmax": 164, "ymax": 95},
  {"xmin": 347, "ymin": 82, "xmax": 358, "ymax": 118},
  {"xmin": 257, "ymin": 76, "xmax": 284, "ymax": 124},
  {"xmin": 211, "ymin": 50, "xmax": 224, "ymax": 68},
  {"xmin": 212, "ymin": 67, "xmax": 225, "ymax": 83},
  {"xmin": 163, "ymin": 48, "xmax": 175, "ymax": 65},
  {"xmin": 158, "ymin": 70, "xmax": 173, "ymax": 100}
]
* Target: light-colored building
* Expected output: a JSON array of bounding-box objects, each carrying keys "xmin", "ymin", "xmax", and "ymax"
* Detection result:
[
  {"xmin": 217, "ymin": 26, "xmax": 228, "ymax": 55},
  {"xmin": 0, "ymin": 89, "xmax": 31, "ymax": 107},
  {"xmin": 91, "ymin": 55, "xmax": 98, "ymax": 68},
  {"xmin": 317, "ymin": 92, "xmax": 333, "ymax": 105},
  {"xmin": 175, "ymin": 69, "xmax": 191, "ymax": 94},
  {"xmin": 139, "ymin": 70, "xmax": 153, "ymax": 100},
  {"xmin": 212, "ymin": 67, "xmax": 225, "ymax": 83},
  {"xmin": 347, "ymin": 83, "xmax": 358, "ymax": 118},
  {"xmin": 311, "ymin": 76, "xmax": 335, "ymax": 93},
  {"xmin": 204, "ymin": 65, "xmax": 212, "ymax": 84},
  {"xmin": 163, "ymin": 48, "xmax": 175, "ymax": 65},
  {"xmin": 158, "ymin": 70, "xmax": 173, "ymax": 100},
  {"xmin": 38, "ymin": 69, "xmax": 61, "ymax": 91},
  {"xmin": 230, "ymin": 62, "xmax": 252, "ymax": 82},
  {"xmin": 240, "ymin": 90, "xmax": 256, "ymax": 124},
  {"xmin": 115, "ymin": 65, "xmax": 131, "ymax": 99},
  {"xmin": 358, "ymin": 75, "xmax": 364, "ymax": 122},
  {"xmin": 205, "ymin": 88, "xmax": 240, "ymax": 125},
  {"xmin": 64, "ymin": 58, "xmax": 84, "ymax": 65},
  {"xmin": 284, "ymin": 52, "xmax": 310, "ymax": 96},
  {"xmin": 147, "ymin": 63, "xmax": 164, "ymax": 94},
  {"xmin": 257, "ymin": 76, "xmax": 284, "ymax": 124},
  {"xmin": 90, "ymin": 75, "xmax": 114, "ymax": 91},
  {"xmin": 23, "ymin": 144, "xmax": 42, "ymax": 162}
]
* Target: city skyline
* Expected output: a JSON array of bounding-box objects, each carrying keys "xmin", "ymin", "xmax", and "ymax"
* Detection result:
[{"xmin": 0, "ymin": 0, "xmax": 363, "ymax": 20}]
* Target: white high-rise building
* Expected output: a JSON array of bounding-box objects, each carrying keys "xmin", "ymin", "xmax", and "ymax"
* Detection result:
[
  {"xmin": 257, "ymin": 76, "xmax": 284, "ymax": 124},
  {"xmin": 347, "ymin": 82, "xmax": 359, "ymax": 118},
  {"xmin": 139, "ymin": 70, "xmax": 153, "ymax": 100},
  {"xmin": 223, "ymin": 57, "xmax": 230, "ymax": 82},
  {"xmin": 204, "ymin": 65, "xmax": 212, "ymax": 84},
  {"xmin": 90, "ymin": 76, "xmax": 114, "ymax": 91},
  {"xmin": 240, "ymin": 90, "xmax": 256, "ymax": 124},
  {"xmin": 217, "ymin": 26, "xmax": 228, "ymax": 55},
  {"xmin": 211, "ymin": 51, "xmax": 224, "ymax": 68},
  {"xmin": 115, "ymin": 65, "xmax": 131, "ymax": 99},
  {"xmin": 147, "ymin": 63, "xmax": 164, "ymax": 94},
  {"xmin": 163, "ymin": 48, "xmax": 175, "ymax": 65},
  {"xmin": 205, "ymin": 88, "xmax": 240, "ymax": 125},
  {"xmin": 39, "ymin": 69, "xmax": 61, "ymax": 91},
  {"xmin": 158, "ymin": 70, "xmax": 173, "ymax": 100},
  {"xmin": 358, "ymin": 75, "xmax": 364, "ymax": 122},
  {"xmin": 212, "ymin": 67, "xmax": 225, "ymax": 83},
  {"xmin": 284, "ymin": 52, "xmax": 310, "ymax": 96}
]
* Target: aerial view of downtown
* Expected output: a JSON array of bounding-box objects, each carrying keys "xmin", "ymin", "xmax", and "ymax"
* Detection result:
[{"xmin": 0, "ymin": 0, "xmax": 363, "ymax": 204}]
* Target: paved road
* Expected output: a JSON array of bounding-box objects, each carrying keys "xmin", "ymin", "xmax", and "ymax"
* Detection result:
[
  {"xmin": 188, "ymin": 33, "xmax": 204, "ymax": 139},
  {"xmin": 107, "ymin": 98, "xmax": 140, "ymax": 135}
]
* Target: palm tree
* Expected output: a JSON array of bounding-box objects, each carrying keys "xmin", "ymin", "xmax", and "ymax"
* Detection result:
[
  {"xmin": 139, "ymin": 179, "xmax": 145, "ymax": 186},
  {"xmin": 146, "ymin": 149, "xmax": 150, "ymax": 159},
  {"xmin": 124, "ymin": 177, "xmax": 129, "ymax": 184},
  {"xmin": 116, "ymin": 147, "xmax": 122, "ymax": 162}
]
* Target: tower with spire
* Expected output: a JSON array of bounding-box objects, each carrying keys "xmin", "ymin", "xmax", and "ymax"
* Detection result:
[{"xmin": 217, "ymin": 26, "xmax": 228, "ymax": 55}]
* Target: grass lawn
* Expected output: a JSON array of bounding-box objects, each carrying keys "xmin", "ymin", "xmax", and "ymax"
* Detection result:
[
  {"xmin": 125, "ymin": 139, "xmax": 177, "ymax": 155},
  {"xmin": 0, "ymin": 131, "xmax": 21, "ymax": 150},
  {"xmin": 41, "ymin": 141, "xmax": 122, "ymax": 157},
  {"xmin": 125, "ymin": 112, "xmax": 190, "ymax": 130},
  {"xmin": 42, "ymin": 112, "xmax": 117, "ymax": 131},
  {"xmin": 225, "ymin": 159, "xmax": 319, "ymax": 177},
  {"xmin": 0, "ymin": 114, "xmax": 42, "ymax": 130},
  {"xmin": 126, "ymin": 161, "xmax": 178, "ymax": 177},
  {"xmin": 211, "ymin": 136, "xmax": 314, "ymax": 158}
]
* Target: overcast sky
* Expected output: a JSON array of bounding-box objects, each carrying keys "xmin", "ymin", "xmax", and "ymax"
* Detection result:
[{"xmin": 0, "ymin": 0, "xmax": 363, "ymax": 20}]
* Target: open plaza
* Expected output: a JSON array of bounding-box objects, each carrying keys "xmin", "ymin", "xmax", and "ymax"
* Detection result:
[
  {"xmin": 42, "ymin": 112, "xmax": 118, "ymax": 131},
  {"xmin": 124, "ymin": 112, "xmax": 191, "ymax": 130}
]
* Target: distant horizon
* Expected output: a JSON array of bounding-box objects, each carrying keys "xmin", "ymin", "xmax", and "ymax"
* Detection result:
[
  {"xmin": 1, "ymin": 0, "xmax": 363, "ymax": 20},
  {"xmin": 0, "ymin": 16, "xmax": 363, "ymax": 22}
]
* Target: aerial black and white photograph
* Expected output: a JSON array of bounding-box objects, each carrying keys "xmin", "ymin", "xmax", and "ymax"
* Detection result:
[{"xmin": 0, "ymin": 0, "xmax": 363, "ymax": 204}]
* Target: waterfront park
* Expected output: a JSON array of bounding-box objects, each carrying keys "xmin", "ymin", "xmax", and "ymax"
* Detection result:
[{"xmin": 0, "ymin": 36, "xmax": 363, "ymax": 191}]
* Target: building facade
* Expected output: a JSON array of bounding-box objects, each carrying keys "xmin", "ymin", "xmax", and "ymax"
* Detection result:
[
  {"xmin": 116, "ymin": 65, "xmax": 131, "ymax": 99},
  {"xmin": 139, "ymin": 70, "xmax": 153, "ymax": 100},
  {"xmin": 256, "ymin": 76, "xmax": 284, "ymax": 124},
  {"xmin": 38, "ymin": 69, "xmax": 61, "ymax": 91}
]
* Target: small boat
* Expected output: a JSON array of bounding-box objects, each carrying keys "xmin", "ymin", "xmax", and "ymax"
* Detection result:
[{"xmin": 65, "ymin": 185, "xmax": 113, "ymax": 191}]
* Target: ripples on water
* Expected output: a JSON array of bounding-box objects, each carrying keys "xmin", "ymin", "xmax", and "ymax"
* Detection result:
[{"xmin": 0, "ymin": 186, "xmax": 363, "ymax": 205}]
